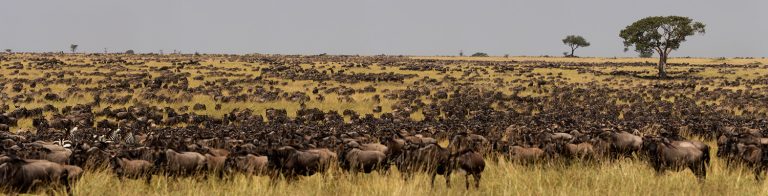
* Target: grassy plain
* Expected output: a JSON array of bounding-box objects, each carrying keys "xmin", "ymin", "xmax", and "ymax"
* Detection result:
[{"xmin": 2, "ymin": 55, "xmax": 768, "ymax": 195}]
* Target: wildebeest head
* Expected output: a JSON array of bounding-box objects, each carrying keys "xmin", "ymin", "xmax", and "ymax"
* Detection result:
[{"xmin": 640, "ymin": 136, "xmax": 671, "ymax": 160}]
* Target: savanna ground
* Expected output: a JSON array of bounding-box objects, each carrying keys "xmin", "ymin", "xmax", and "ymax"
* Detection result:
[{"xmin": 1, "ymin": 53, "xmax": 768, "ymax": 195}]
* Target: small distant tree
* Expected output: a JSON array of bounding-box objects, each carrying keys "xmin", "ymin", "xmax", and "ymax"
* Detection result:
[
  {"xmin": 125, "ymin": 50, "xmax": 135, "ymax": 54},
  {"xmin": 562, "ymin": 35, "xmax": 590, "ymax": 57},
  {"xmin": 471, "ymin": 52, "xmax": 488, "ymax": 57},
  {"xmin": 4, "ymin": 49, "xmax": 10, "ymax": 53},
  {"xmin": 459, "ymin": 50, "xmax": 464, "ymax": 57},
  {"xmin": 70, "ymin": 44, "xmax": 78, "ymax": 54},
  {"xmin": 620, "ymin": 16, "xmax": 705, "ymax": 78}
]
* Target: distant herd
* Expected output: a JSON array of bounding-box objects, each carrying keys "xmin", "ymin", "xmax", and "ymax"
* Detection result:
[{"xmin": 1, "ymin": 54, "xmax": 768, "ymax": 194}]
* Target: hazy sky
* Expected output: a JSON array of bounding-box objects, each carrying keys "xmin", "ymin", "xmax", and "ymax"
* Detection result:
[{"xmin": 1, "ymin": 0, "xmax": 766, "ymax": 57}]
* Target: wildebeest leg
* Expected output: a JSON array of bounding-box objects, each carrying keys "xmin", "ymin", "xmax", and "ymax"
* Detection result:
[
  {"xmin": 444, "ymin": 174, "xmax": 451, "ymax": 188},
  {"xmin": 217, "ymin": 169, "xmax": 225, "ymax": 180},
  {"xmin": 754, "ymin": 165, "xmax": 765, "ymax": 182},
  {"xmin": 268, "ymin": 173, "xmax": 281, "ymax": 186},
  {"xmin": 689, "ymin": 163, "xmax": 706, "ymax": 182},
  {"xmin": 445, "ymin": 168, "xmax": 452, "ymax": 188},
  {"xmin": 430, "ymin": 172, "xmax": 437, "ymax": 187},
  {"xmin": 464, "ymin": 174, "xmax": 470, "ymax": 189},
  {"xmin": 380, "ymin": 164, "xmax": 390, "ymax": 175},
  {"xmin": 145, "ymin": 174, "xmax": 152, "ymax": 184},
  {"xmin": 62, "ymin": 170, "xmax": 73, "ymax": 196},
  {"xmin": 473, "ymin": 173, "xmax": 481, "ymax": 188},
  {"xmin": 116, "ymin": 173, "xmax": 125, "ymax": 182}
]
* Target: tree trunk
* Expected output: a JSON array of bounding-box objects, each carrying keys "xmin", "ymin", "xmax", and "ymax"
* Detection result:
[
  {"xmin": 658, "ymin": 52, "xmax": 668, "ymax": 78},
  {"xmin": 570, "ymin": 48, "xmax": 576, "ymax": 57}
]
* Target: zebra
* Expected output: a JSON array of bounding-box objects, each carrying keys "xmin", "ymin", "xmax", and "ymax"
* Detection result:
[
  {"xmin": 109, "ymin": 128, "xmax": 121, "ymax": 142},
  {"xmin": 68, "ymin": 126, "xmax": 79, "ymax": 141},
  {"xmin": 107, "ymin": 128, "xmax": 138, "ymax": 145}
]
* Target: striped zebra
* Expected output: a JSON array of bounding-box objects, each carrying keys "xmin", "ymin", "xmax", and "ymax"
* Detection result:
[
  {"xmin": 108, "ymin": 128, "xmax": 121, "ymax": 142},
  {"xmin": 108, "ymin": 128, "xmax": 138, "ymax": 145},
  {"xmin": 68, "ymin": 126, "xmax": 78, "ymax": 142}
]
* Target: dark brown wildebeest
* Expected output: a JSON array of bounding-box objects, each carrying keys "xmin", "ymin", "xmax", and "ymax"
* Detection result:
[
  {"xmin": 305, "ymin": 148, "xmax": 337, "ymax": 173},
  {"xmin": 641, "ymin": 136, "xmax": 710, "ymax": 181},
  {"xmin": 110, "ymin": 154, "xmax": 154, "ymax": 183},
  {"xmin": 265, "ymin": 146, "xmax": 321, "ymax": 182},
  {"xmin": 449, "ymin": 132, "xmax": 489, "ymax": 155},
  {"xmin": 0, "ymin": 156, "xmax": 81, "ymax": 194},
  {"xmin": 734, "ymin": 144, "xmax": 768, "ymax": 181},
  {"xmin": 224, "ymin": 153, "xmax": 268, "ymax": 175},
  {"xmin": 505, "ymin": 146, "xmax": 547, "ymax": 164},
  {"xmin": 25, "ymin": 142, "xmax": 72, "ymax": 165},
  {"xmin": 154, "ymin": 149, "xmax": 207, "ymax": 177},
  {"xmin": 205, "ymin": 154, "xmax": 227, "ymax": 178},
  {"xmin": 717, "ymin": 132, "xmax": 768, "ymax": 181},
  {"xmin": 599, "ymin": 131, "xmax": 643, "ymax": 158},
  {"xmin": 452, "ymin": 149, "xmax": 485, "ymax": 189},
  {"xmin": 395, "ymin": 143, "xmax": 453, "ymax": 187},
  {"xmin": 551, "ymin": 141, "xmax": 596, "ymax": 161},
  {"xmin": 70, "ymin": 144, "xmax": 110, "ymax": 169},
  {"xmin": 339, "ymin": 142, "xmax": 388, "ymax": 174}
]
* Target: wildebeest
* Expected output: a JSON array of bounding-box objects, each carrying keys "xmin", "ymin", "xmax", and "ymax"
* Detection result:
[
  {"xmin": 110, "ymin": 154, "xmax": 154, "ymax": 183},
  {"xmin": 339, "ymin": 142, "xmax": 388, "ymax": 174},
  {"xmin": 599, "ymin": 130, "xmax": 643, "ymax": 158},
  {"xmin": 224, "ymin": 153, "xmax": 268, "ymax": 175},
  {"xmin": 305, "ymin": 148, "xmax": 337, "ymax": 173},
  {"xmin": 154, "ymin": 149, "xmax": 207, "ymax": 177},
  {"xmin": 24, "ymin": 142, "xmax": 73, "ymax": 165},
  {"xmin": 395, "ymin": 143, "xmax": 453, "ymax": 187},
  {"xmin": 265, "ymin": 146, "xmax": 321, "ymax": 182},
  {"xmin": 452, "ymin": 149, "xmax": 485, "ymax": 189},
  {"xmin": 716, "ymin": 132, "xmax": 768, "ymax": 181},
  {"xmin": 552, "ymin": 141, "xmax": 596, "ymax": 161},
  {"xmin": 0, "ymin": 156, "xmax": 82, "ymax": 194},
  {"xmin": 504, "ymin": 145, "xmax": 548, "ymax": 164},
  {"xmin": 205, "ymin": 154, "xmax": 227, "ymax": 178},
  {"xmin": 641, "ymin": 136, "xmax": 710, "ymax": 180}
]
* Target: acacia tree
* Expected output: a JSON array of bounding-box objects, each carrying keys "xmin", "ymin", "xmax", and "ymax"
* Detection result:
[
  {"xmin": 471, "ymin": 52, "xmax": 488, "ymax": 57},
  {"xmin": 620, "ymin": 16, "xmax": 705, "ymax": 78},
  {"xmin": 70, "ymin": 44, "xmax": 78, "ymax": 54},
  {"xmin": 639, "ymin": 50, "xmax": 653, "ymax": 58},
  {"xmin": 562, "ymin": 35, "xmax": 590, "ymax": 57}
]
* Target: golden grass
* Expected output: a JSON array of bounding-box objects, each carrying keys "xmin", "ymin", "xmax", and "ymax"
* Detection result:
[{"xmin": 37, "ymin": 153, "xmax": 768, "ymax": 196}]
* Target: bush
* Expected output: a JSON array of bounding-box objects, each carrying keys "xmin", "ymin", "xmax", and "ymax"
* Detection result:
[{"xmin": 471, "ymin": 52, "xmax": 488, "ymax": 57}]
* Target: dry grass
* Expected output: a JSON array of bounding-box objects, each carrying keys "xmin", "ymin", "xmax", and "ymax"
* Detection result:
[{"xmin": 42, "ymin": 151, "xmax": 768, "ymax": 196}]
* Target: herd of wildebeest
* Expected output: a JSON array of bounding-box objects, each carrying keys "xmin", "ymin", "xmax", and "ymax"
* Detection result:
[{"xmin": 1, "ymin": 54, "xmax": 768, "ymax": 194}]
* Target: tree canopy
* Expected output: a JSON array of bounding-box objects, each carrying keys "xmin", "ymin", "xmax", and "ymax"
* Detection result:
[
  {"xmin": 471, "ymin": 52, "xmax": 488, "ymax": 57},
  {"xmin": 562, "ymin": 35, "xmax": 590, "ymax": 57},
  {"xmin": 70, "ymin": 44, "xmax": 78, "ymax": 53},
  {"xmin": 620, "ymin": 16, "xmax": 705, "ymax": 78}
]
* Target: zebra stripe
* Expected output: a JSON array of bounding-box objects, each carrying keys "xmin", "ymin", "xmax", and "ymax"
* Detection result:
[
  {"xmin": 123, "ymin": 131, "xmax": 137, "ymax": 145},
  {"xmin": 109, "ymin": 128, "xmax": 122, "ymax": 142},
  {"xmin": 68, "ymin": 127, "xmax": 79, "ymax": 142}
]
